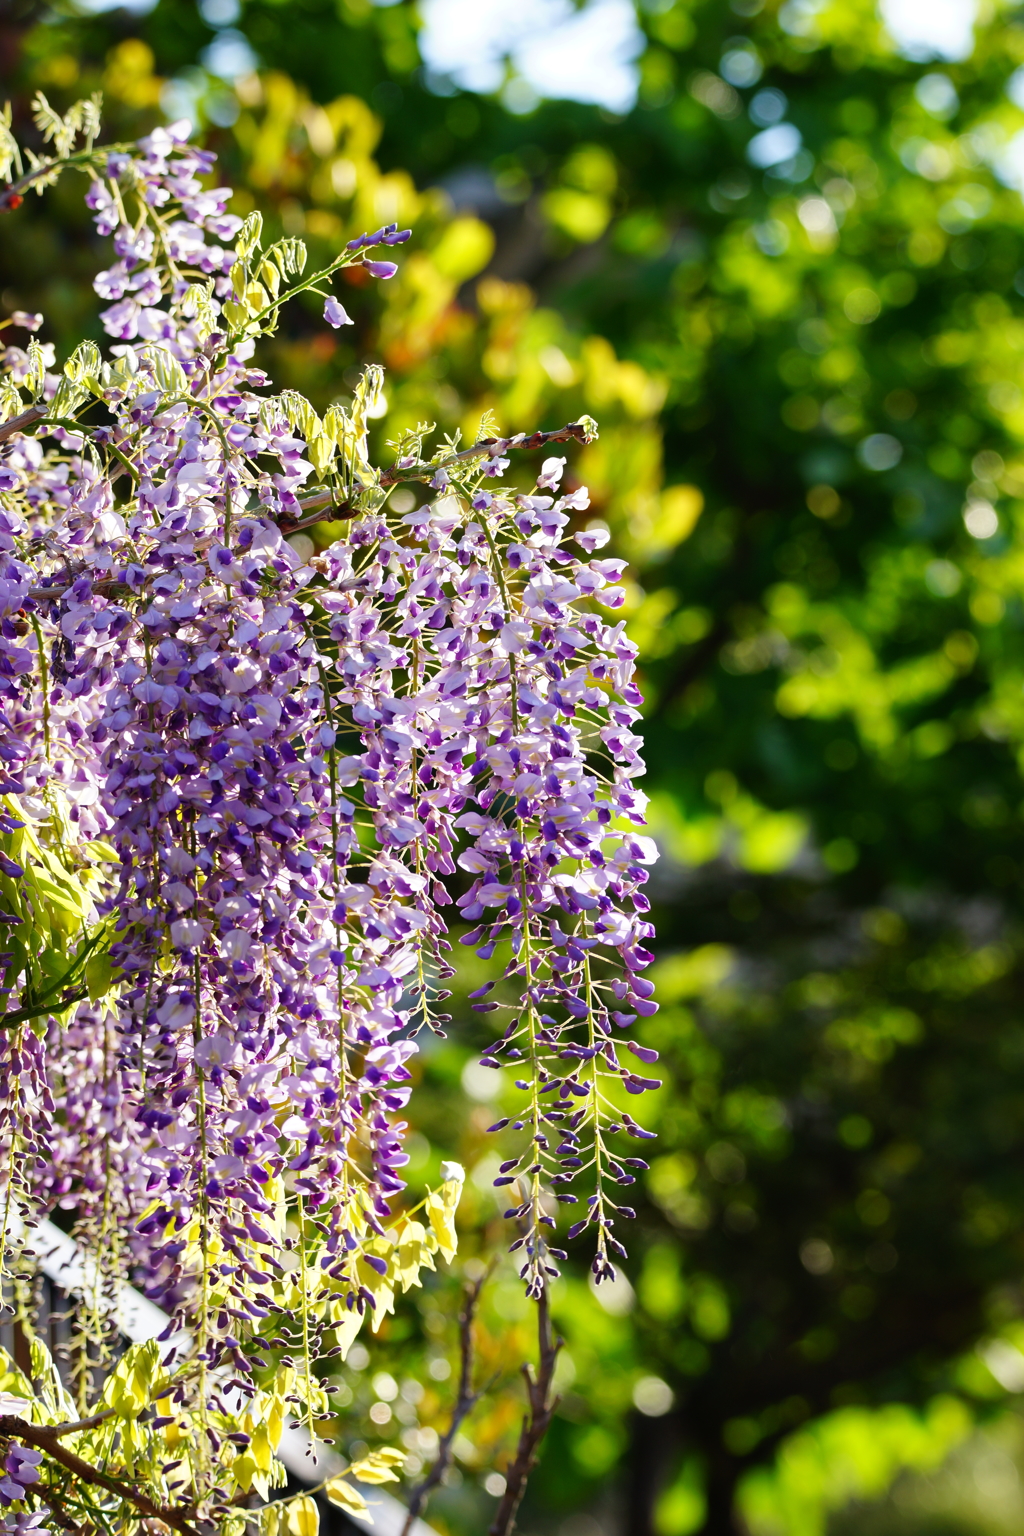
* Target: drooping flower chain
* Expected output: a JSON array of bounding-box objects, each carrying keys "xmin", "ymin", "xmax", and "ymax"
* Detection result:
[{"xmin": 0, "ymin": 114, "xmax": 658, "ymax": 1398}]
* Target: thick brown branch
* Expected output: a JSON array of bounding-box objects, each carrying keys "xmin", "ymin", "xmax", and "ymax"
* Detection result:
[
  {"xmin": 487, "ymin": 1287, "xmax": 561, "ymax": 1536},
  {"xmin": 400, "ymin": 1271, "xmax": 490, "ymax": 1536},
  {"xmin": 0, "ymin": 407, "xmax": 46, "ymax": 444},
  {"xmin": 0, "ymin": 1416, "xmax": 203, "ymax": 1536}
]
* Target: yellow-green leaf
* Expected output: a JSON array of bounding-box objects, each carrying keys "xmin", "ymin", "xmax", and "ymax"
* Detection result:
[
  {"xmin": 348, "ymin": 1446, "xmax": 405, "ymax": 1485},
  {"xmin": 426, "ymin": 1166, "xmax": 465, "ymax": 1263},
  {"xmin": 392, "ymin": 1218, "xmax": 436, "ymax": 1292},
  {"xmin": 85, "ymin": 950, "xmax": 113, "ymax": 1002},
  {"xmin": 330, "ymin": 1304, "xmax": 365, "ymax": 1360},
  {"xmin": 261, "ymin": 1503, "xmax": 284, "ymax": 1536},
  {"xmin": 286, "ymin": 1494, "xmax": 319, "ymax": 1536},
  {"xmin": 325, "ymin": 1478, "xmax": 370, "ymax": 1520}
]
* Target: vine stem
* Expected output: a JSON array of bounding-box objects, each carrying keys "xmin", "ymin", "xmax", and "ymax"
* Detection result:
[
  {"xmin": 477, "ymin": 501, "xmax": 548, "ymax": 1288},
  {"xmin": 192, "ymin": 937, "xmax": 210, "ymax": 1487},
  {"xmin": 296, "ymin": 1189, "xmax": 316, "ymax": 1444},
  {"xmin": 583, "ymin": 948, "xmax": 611, "ymax": 1269},
  {"xmin": 0, "ymin": 1415, "xmax": 204, "ymax": 1536},
  {"xmin": 0, "ymin": 1119, "xmax": 21, "ymax": 1312}
]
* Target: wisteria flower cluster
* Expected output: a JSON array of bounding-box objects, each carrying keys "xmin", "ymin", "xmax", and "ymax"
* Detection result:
[{"xmin": 0, "ymin": 97, "xmax": 656, "ymax": 1534}]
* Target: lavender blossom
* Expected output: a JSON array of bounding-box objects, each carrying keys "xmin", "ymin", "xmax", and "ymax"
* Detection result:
[
  {"xmin": 323, "ymin": 297, "xmax": 353, "ymax": 328},
  {"xmin": 0, "ymin": 1448, "xmax": 41, "ymax": 1506},
  {"xmin": 0, "ymin": 114, "xmax": 656, "ymax": 1415}
]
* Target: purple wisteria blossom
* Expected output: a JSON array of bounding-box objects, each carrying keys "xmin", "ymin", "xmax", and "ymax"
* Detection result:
[
  {"xmin": 0, "ymin": 1514, "xmax": 50, "ymax": 1536},
  {"xmin": 0, "ymin": 116, "xmax": 656, "ymax": 1389},
  {"xmin": 0, "ymin": 1448, "xmax": 41, "ymax": 1506},
  {"xmin": 323, "ymin": 297, "xmax": 353, "ymax": 328}
]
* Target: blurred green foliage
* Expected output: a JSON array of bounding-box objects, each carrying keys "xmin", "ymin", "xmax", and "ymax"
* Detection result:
[{"xmin": 13, "ymin": 0, "xmax": 1024, "ymax": 1531}]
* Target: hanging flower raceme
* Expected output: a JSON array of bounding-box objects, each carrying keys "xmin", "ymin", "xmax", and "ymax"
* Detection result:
[{"xmin": 0, "ymin": 94, "xmax": 657, "ymax": 1533}]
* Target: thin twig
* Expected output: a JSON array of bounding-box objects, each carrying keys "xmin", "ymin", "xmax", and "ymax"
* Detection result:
[
  {"xmin": 280, "ymin": 419, "xmax": 599, "ymax": 532},
  {"xmin": 0, "ymin": 144, "xmax": 132, "ymax": 209},
  {"xmin": 385, "ymin": 419, "xmax": 596, "ymax": 485},
  {"xmin": 400, "ymin": 1269, "xmax": 491, "ymax": 1536},
  {"xmin": 0, "ymin": 1415, "xmax": 203, "ymax": 1536},
  {"xmin": 45, "ymin": 1405, "xmax": 119, "ymax": 1438},
  {"xmin": 487, "ymin": 1286, "xmax": 561, "ymax": 1536},
  {"xmin": 34, "ymin": 1480, "xmax": 89, "ymax": 1536}
]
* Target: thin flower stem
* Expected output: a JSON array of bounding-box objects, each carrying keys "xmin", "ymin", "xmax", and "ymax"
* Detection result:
[
  {"xmin": 0, "ymin": 143, "xmax": 132, "ymax": 205},
  {"xmin": 281, "ymin": 419, "xmax": 597, "ymax": 531},
  {"xmin": 296, "ymin": 1190, "xmax": 316, "ymax": 1445}
]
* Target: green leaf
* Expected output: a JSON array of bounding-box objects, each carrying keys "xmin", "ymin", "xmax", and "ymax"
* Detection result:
[{"xmin": 84, "ymin": 949, "xmax": 113, "ymax": 1002}]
